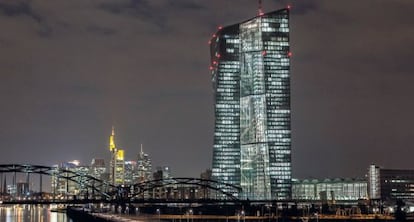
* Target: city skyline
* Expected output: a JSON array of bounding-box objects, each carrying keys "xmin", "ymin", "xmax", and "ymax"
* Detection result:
[{"xmin": 1, "ymin": 0, "xmax": 414, "ymax": 179}]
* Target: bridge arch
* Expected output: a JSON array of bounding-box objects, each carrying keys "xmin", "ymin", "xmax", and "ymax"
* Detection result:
[
  {"xmin": 0, "ymin": 164, "xmax": 115, "ymax": 199},
  {"xmin": 0, "ymin": 165, "xmax": 242, "ymax": 202}
]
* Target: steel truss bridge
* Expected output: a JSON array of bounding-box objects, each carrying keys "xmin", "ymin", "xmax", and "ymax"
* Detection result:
[{"xmin": 0, "ymin": 164, "xmax": 243, "ymax": 204}]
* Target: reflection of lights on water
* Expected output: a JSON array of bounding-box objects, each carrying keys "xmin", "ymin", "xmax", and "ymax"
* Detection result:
[
  {"xmin": 6, "ymin": 207, "xmax": 12, "ymax": 222},
  {"xmin": 0, "ymin": 205, "xmax": 61, "ymax": 222}
]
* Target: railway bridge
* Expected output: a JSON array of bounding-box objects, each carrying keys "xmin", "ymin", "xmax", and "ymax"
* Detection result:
[{"xmin": 0, "ymin": 164, "xmax": 243, "ymax": 205}]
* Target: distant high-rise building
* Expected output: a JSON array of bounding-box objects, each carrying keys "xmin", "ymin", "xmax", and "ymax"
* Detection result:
[
  {"xmin": 200, "ymin": 169, "xmax": 213, "ymax": 199},
  {"xmin": 136, "ymin": 144, "xmax": 152, "ymax": 183},
  {"xmin": 90, "ymin": 158, "xmax": 106, "ymax": 180},
  {"xmin": 51, "ymin": 160, "xmax": 89, "ymax": 196},
  {"xmin": 210, "ymin": 8, "xmax": 291, "ymax": 200},
  {"xmin": 153, "ymin": 166, "xmax": 171, "ymax": 180},
  {"xmin": 109, "ymin": 127, "xmax": 125, "ymax": 185},
  {"xmin": 124, "ymin": 160, "xmax": 139, "ymax": 185}
]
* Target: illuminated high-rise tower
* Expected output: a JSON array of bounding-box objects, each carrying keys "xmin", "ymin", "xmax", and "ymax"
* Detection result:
[
  {"xmin": 137, "ymin": 144, "xmax": 152, "ymax": 183},
  {"xmin": 109, "ymin": 126, "xmax": 125, "ymax": 185},
  {"xmin": 210, "ymin": 8, "xmax": 291, "ymax": 200}
]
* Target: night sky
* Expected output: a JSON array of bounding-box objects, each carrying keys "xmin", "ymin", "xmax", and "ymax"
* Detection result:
[{"xmin": 1, "ymin": 0, "xmax": 413, "ymax": 180}]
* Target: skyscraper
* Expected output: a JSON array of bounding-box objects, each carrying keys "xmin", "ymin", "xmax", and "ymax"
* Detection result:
[
  {"xmin": 90, "ymin": 158, "xmax": 107, "ymax": 181},
  {"xmin": 124, "ymin": 160, "xmax": 138, "ymax": 185},
  {"xmin": 210, "ymin": 8, "xmax": 291, "ymax": 200},
  {"xmin": 137, "ymin": 144, "xmax": 153, "ymax": 183},
  {"xmin": 109, "ymin": 127, "xmax": 125, "ymax": 185}
]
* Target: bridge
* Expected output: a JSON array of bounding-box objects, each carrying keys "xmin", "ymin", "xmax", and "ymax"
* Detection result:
[
  {"xmin": 0, "ymin": 165, "xmax": 394, "ymax": 220},
  {"xmin": 0, "ymin": 164, "xmax": 243, "ymax": 205}
]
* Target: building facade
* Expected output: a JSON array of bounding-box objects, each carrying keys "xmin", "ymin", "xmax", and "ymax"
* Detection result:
[
  {"xmin": 124, "ymin": 160, "xmax": 139, "ymax": 185},
  {"xmin": 368, "ymin": 164, "xmax": 381, "ymax": 199},
  {"xmin": 51, "ymin": 160, "xmax": 89, "ymax": 197},
  {"xmin": 292, "ymin": 178, "xmax": 368, "ymax": 202},
  {"xmin": 90, "ymin": 158, "xmax": 107, "ymax": 181},
  {"xmin": 211, "ymin": 8, "xmax": 291, "ymax": 200},
  {"xmin": 109, "ymin": 127, "xmax": 125, "ymax": 186},
  {"xmin": 368, "ymin": 164, "xmax": 414, "ymax": 201},
  {"xmin": 136, "ymin": 145, "xmax": 152, "ymax": 183}
]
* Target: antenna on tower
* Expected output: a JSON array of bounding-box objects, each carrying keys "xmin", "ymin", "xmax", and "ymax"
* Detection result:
[{"xmin": 258, "ymin": 0, "xmax": 264, "ymax": 16}]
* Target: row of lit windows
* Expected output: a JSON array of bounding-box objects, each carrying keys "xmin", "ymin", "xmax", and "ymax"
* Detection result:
[
  {"xmin": 266, "ymin": 69, "xmax": 289, "ymax": 74},
  {"xmin": 219, "ymin": 64, "xmax": 239, "ymax": 69},
  {"xmin": 265, "ymin": 38, "xmax": 288, "ymax": 44},
  {"xmin": 266, "ymin": 129, "xmax": 290, "ymax": 134},
  {"xmin": 216, "ymin": 115, "xmax": 238, "ymax": 120},
  {"xmin": 262, "ymin": 27, "xmax": 277, "ymax": 32},
  {"xmin": 268, "ymin": 162, "xmax": 291, "ymax": 167},
  {"xmin": 215, "ymin": 112, "xmax": 239, "ymax": 117},
  {"xmin": 267, "ymin": 115, "xmax": 290, "ymax": 120},
  {"xmin": 225, "ymin": 38, "xmax": 240, "ymax": 44},
  {"xmin": 265, "ymin": 61, "xmax": 290, "ymax": 67},
  {"xmin": 216, "ymin": 140, "xmax": 240, "ymax": 145},
  {"xmin": 226, "ymin": 48, "xmax": 235, "ymax": 53},
  {"xmin": 217, "ymin": 67, "xmax": 239, "ymax": 72},
  {"xmin": 217, "ymin": 81, "xmax": 238, "ymax": 85},
  {"xmin": 273, "ymin": 176, "xmax": 291, "ymax": 180},
  {"xmin": 215, "ymin": 113, "xmax": 238, "ymax": 118},
  {"xmin": 262, "ymin": 48, "xmax": 289, "ymax": 55},
  {"xmin": 268, "ymin": 110, "xmax": 290, "ymax": 115},
  {"xmin": 215, "ymin": 156, "xmax": 239, "ymax": 161},
  {"xmin": 269, "ymin": 149, "xmax": 290, "ymax": 155},
  {"xmin": 214, "ymin": 136, "xmax": 238, "ymax": 140},
  {"xmin": 213, "ymin": 148, "xmax": 239, "ymax": 153},
  {"xmin": 271, "ymin": 154, "xmax": 290, "ymax": 158},
  {"xmin": 218, "ymin": 72, "xmax": 239, "ymax": 78},
  {"xmin": 217, "ymin": 92, "xmax": 238, "ymax": 97},
  {"xmin": 278, "ymin": 28, "xmax": 289, "ymax": 33},
  {"xmin": 264, "ymin": 46, "xmax": 288, "ymax": 51},
  {"xmin": 215, "ymin": 125, "xmax": 239, "ymax": 129},
  {"xmin": 266, "ymin": 137, "xmax": 291, "ymax": 142},
  {"xmin": 215, "ymin": 163, "xmax": 240, "ymax": 168},
  {"xmin": 217, "ymin": 87, "xmax": 238, "ymax": 93},
  {"xmin": 216, "ymin": 103, "xmax": 239, "ymax": 108}
]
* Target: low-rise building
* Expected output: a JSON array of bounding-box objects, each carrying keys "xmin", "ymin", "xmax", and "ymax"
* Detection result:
[
  {"xmin": 368, "ymin": 164, "xmax": 414, "ymax": 201},
  {"xmin": 292, "ymin": 178, "xmax": 368, "ymax": 202}
]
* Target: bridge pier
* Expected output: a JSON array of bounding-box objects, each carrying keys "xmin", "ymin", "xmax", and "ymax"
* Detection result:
[
  {"xmin": 39, "ymin": 174, "xmax": 42, "ymax": 197},
  {"xmin": 26, "ymin": 172, "xmax": 30, "ymax": 194}
]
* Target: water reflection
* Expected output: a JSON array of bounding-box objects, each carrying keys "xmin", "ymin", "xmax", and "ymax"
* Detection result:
[{"xmin": 0, "ymin": 205, "xmax": 71, "ymax": 222}]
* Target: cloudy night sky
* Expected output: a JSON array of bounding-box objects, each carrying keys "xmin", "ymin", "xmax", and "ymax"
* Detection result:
[{"xmin": 1, "ymin": 0, "xmax": 413, "ymax": 179}]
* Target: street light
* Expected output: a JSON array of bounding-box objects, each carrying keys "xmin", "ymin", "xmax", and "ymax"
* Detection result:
[
  {"xmin": 189, "ymin": 209, "xmax": 194, "ymax": 222},
  {"xmin": 156, "ymin": 208, "xmax": 160, "ymax": 222}
]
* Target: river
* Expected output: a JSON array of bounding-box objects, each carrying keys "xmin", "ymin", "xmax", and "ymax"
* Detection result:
[{"xmin": 0, "ymin": 205, "xmax": 71, "ymax": 222}]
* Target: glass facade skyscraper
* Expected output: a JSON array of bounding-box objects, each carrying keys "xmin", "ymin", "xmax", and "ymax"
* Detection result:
[{"xmin": 211, "ymin": 8, "xmax": 291, "ymax": 200}]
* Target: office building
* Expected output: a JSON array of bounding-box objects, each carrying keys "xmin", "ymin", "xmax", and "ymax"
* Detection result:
[
  {"xmin": 90, "ymin": 158, "xmax": 106, "ymax": 180},
  {"xmin": 136, "ymin": 144, "xmax": 152, "ymax": 183},
  {"xmin": 368, "ymin": 164, "xmax": 414, "ymax": 201},
  {"xmin": 51, "ymin": 160, "xmax": 89, "ymax": 197},
  {"xmin": 124, "ymin": 160, "xmax": 139, "ymax": 185},
  {"xmin": 368, "ymin": 164, "xmax": 381, "ymax": 199},
  {"xmin": 109, "ymin": 127, "xmax": 125, "ymax": 185},
  {"xmin": 292, "ymin": 178, "xmax": 368, "ymax": 202},
  {"xmin": 153, "ymin": 166, "xmax": 172, "ymax": 180},
  {"xmin": 210, "ymin": 8, "xmax": 291, "ymax": 200}
]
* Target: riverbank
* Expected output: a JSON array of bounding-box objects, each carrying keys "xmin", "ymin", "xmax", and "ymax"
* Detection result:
[{"xmin": 67, "ymin": 207, "xmax": 396, "ymax": 222}]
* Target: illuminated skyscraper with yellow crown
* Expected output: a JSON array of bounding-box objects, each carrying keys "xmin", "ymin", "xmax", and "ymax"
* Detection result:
[{"xmin": 109, "ymin": 126, "xmax": 125, "ymax": 185}]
